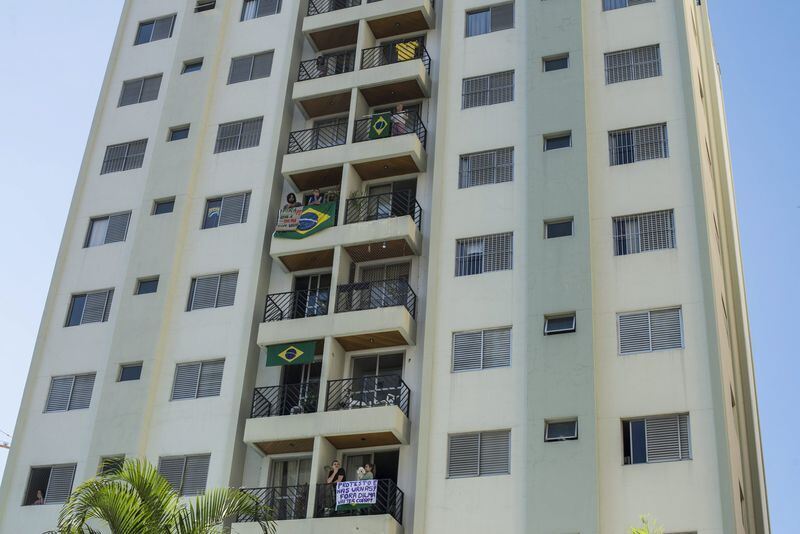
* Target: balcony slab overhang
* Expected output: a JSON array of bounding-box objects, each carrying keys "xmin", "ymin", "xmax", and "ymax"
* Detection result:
[
  {"xmin": 271, "ymin": 215, "xmax": 421, "ymax": 272},
  {"xmin": 305, "ymin": 0, "xmax": 434, "ymax": 50},
  {"xmin": 282, "ymin": 134, "xmax": 427, "ymax": 183},
  {"xmin": 245, "ymin": 405, "xmax": 411, "ymax": 454},
  {"xmin": 258, "ymin": 306, "xmax": 416, "ymax": 350},
  {"xmin": 295, "ymin": 60, "xmax": 431, "ymax": 117},
  {"xmin": 234, "ymin": 515, "xmax": 403, "ymax": 534}
]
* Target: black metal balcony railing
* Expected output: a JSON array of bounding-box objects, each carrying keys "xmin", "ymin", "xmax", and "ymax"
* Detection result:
[
  {"xmin": 335, "ymin": 279, "xmax": 416, "ymax": 319},
  {"xmin": 251, "ymin": 382, "xmax": 321, "ymax": 418},
  {"xmin": 325, "ymin": 375, "xmax": 410, "ymax": 416},
  {"xmin": 264, "ymin": 289, "xmax": 330, "ymax": 322},
  {"xmin": 298, "ymin": 50, "xmax": 356, "ymax": 81},
  {"xmin": 238, "ymin": 485, "xmax": 309, "ymax": 522},
  {"xmin": 344, "ymin": 190, "xmax": 422, "ymax": 229},
  {"xmin": 314, "ymin": 480, "xmax": 404, "ymax": 524},
  {"xmin": 361, "ymin": 37, "xmax": 431, "ymax": 74},
  {"xmin": 307, "ymin": 0, "xmax": 360, "ymax": 16},
  {"xmin": 353, "ymin": 111, "xmax": 427, "ymax": 148},
  {"xmin": 288, "ymin": 123, "xmax": 348, "ymax": 154}
]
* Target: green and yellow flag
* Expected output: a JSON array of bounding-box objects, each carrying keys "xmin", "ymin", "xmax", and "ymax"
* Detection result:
[
  {"xmin": 368, "ymin": 112, "xmax": 393, "ymax": 140},
  {"xmin": 265, "ymin": 341, "xmax": 316, "ymax": 367},
  {"xmin": 274, "ymin": 201, "xmax": 336, "ymax": 239}
]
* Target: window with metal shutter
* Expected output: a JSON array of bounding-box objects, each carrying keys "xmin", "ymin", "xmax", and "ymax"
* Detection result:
[
  {"xmin": 45, "ymin": 465, "xmax": 76, "ymax": 504},
  {"xmin": 251, "ymin": 52, "xmax": 273, "ymax": 79},
  {"xmin": 182, "ymin": 455, "xmax": 211, "ymax": 495},
  {"xmin": 151, "ymin": 15, "xmax": 175, "ymax": 41},
  {"xmin": 490, "ymin": 3, "xmax": 514, "ymax": 32},
  {"xmin": 229, "ymin": 56, "xmax": 253, "ymax": 84},
  {"xmin": 171, "ymin": 363, "xmax": 201, "ymax": 400},
  {"xmin": 81, "ymin": 290, "xmax": 112, "ymax": 324},
  {"xmin": 139, "ymin": 75, "xmax": 162, "ymax": 102},
  {"xmin": 447, "ymin": 434, "xmax": 479, "ymax": 478},
  {"xmin": 452, "ymin": 331, "xmax": 483, "ymax": 372},
  {"xmin": 483, "ymin": 328, "xmax": 511, "ymax": 368},
  {"xmin": 119, "ymin": 79, "xmax": 144, "ymax": 106},
  {"xmin": 158, "ymin": 457, "xmax": 186, "ymax": 492},
  {"xmin": 67, "ymin": 374, "xmax": 95, "ymax": 410},
  {"xmin": 479, "ymin": 431, "xmax": 510, "ymax": 475},
  {"xmin": 189, "ymin": 276, "xmax": 220, "ymax": 310},
  {"xmin": 196, "ymin": 360, "xmax": 224, "ymax": 398},
  {"xmin": 618, "ymin": 307, "xmax": 683, "ymax": 355},
  {"xmin": 104, "ymin": 213, "xmax": 131, "ymax": 244},
  {"xmin": 455, "ymin": 233, "xmax": 513, "ymax": 277},
  {"xmin": 488, "ymin": 70, "xmax": 514, "ymax": 105},
  {"xmin": 45, "ymin": 377, "xmax": 74, "ymax": 412},
  {"xmin": 102, "ymin": 140, "xmax": 148, "ymax": 174},
  {"xmin": 239, "ymin": 118, "xmax": 263, "ymax": 149},
  {"xmin": 459, "ymin": 147, "xmax": 513, "ymax": 188},
  {"xmin": 124, "ymin": 140, "xmax": 148, "ymax": 170},
  {"xmin": 609, "ymin": 124, "xmax": 668, "ymax": 166},
  {"xmin": 218, "ymin": 193, "xmax": 250, "ymax": 226},
  {"xmin": 214, "ymin": 118, "xmax": 263, "ymax": 153},
  {"xmin": 462, "ymin": 75, "xmax": 489, "ymax": 109},
  {"xmin": 605, "ymin": 44, "xmax": 661, "ymax": 84},
  {"xmin": 645, "ymin": 414, "xmax": 691, "ymax": 462},
  {"xmin": 216, "ymin": 273, "xmax": 238, "ymax": 307}
]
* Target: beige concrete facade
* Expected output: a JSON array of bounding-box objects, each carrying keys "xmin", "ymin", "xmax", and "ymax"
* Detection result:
[{"xmin": 0, "ymin": 1, "xmax": 769, "ymax": 533}]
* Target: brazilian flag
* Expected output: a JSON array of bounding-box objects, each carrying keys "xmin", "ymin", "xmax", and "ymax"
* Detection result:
[
  {"xmin": 368, "ymin": 112, "xmax": 393, "ymax": 140},
  {"xmin": 266, "ymin": 341, "xmax": 316, "ymax": 367},
  {"xmin": 274, "ymin": 201, "xmax": 336, "ymax": 239}
]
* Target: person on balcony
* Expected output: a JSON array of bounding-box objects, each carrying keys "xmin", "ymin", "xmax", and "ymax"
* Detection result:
[
  {"xmin": 362, "ymin": 463, "xmax": 375, "ymax": 480},
  {"xmin": 283, "ymin": 192, "xmax": 301, "ymax": 209},
  {"xmin": 392, "ymin": 103, "xmax": 406, "ymax": 136},
  {"xmin": 326, "ymin": 460, "xmax": 346, "ymax": 484},
  {"xmin": 307, "ymin": 189, "xmax": 324, "ymax": 206}
]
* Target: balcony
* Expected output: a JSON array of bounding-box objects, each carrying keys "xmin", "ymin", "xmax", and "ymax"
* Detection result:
[
  {"xmin": 250, "ymin": 382, "xmax": 320, "ymax": 418},
  {"xmin": 238, "ymin": 485, "xmax": 309, "ymax": 522},
  {"xmin": 345, "ymin": 191, "xmax": 421, "ymax": 229},
  {"xmin": 353, "ymin": 110, "xmax": 427, "ymax": 149},
  {"xmin": 288, "ymin": 123, "xmax": 348, "ymax": 154},
  {"xmin": 305, "ymin": 0, "xmax": 435, "ymax": 51},
  {"xmin": 264, "ymin": 290, "xmax": 330, "ymax": 322},
  {"xmin": 298, "ymin": 50, "xmax": 356, "ymax": 82},
  {"xmin": 325, "ymin": 375, "xmax": 410, "ymax": 416},
  {"xmin": 314, "ymin": 480, "xmax": 404, "ymax": 524},
  {"xmin": 257, "ymin": 280, "xmax": 416, "ymax": 351}
]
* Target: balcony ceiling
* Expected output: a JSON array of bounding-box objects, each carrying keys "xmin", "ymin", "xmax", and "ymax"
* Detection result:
[
  {"xmin": 299, "ymin": 91, "xmax": 351, "ymax": 119},
  {"xmin": 368, "ymin": 11, "xmax": 430, "ymax": 39},
  {"xmin": 361, "ymin": 79, "xmax": 425, "ymax": 108},
  {"xmin": 334, "ymin": 329, "xmax": 408, "ymax": 352},
  {"xmin": 289, "ymin": 166, "xmax": 343, "ymax": 191},
  {"xmin": 326, "ymin": 431, "xmax": 401, "ymax": 450},
  {"xmin": 280, "ymin": 248, "xmax": 335, "ymax": 272},
  {"xmin": 345, "ymin": 238, "xmax": 414, "ymax": 264},
  {"xmin": 256, "ymin": 438, "xmax": 315, "ymax": 456},
  {"xmin": 353, "ymin": 155, "xmax": 420, "ymax": 181},
  {"xmin": 309, "ymin": 23, "xmax": 358, "ymax": 51}
]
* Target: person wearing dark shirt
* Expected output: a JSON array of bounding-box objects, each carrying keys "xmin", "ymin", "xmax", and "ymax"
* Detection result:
[{"xmin": 326, "ymin": 459, "xmax": 346, "ymax": 484}]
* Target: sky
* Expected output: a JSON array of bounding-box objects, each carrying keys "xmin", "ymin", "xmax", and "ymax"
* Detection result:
[{"xmin": 0, "ymin": 0, "xmax": 797, "ymax": 530}]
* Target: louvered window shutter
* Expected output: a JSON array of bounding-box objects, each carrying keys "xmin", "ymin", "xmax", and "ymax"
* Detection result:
[
  {"xmin": 618, "ymin": 312, "xmax": 652, "ymax": 354},
  {"xmin": 124, "ymin": 140, "xmax": 147, "ymax": 170},
  {"xmin": 158, "ymin": 457, "xmax": 186, "ymax": 492},
  {"xmin": 67, "ymin": 374, "xmax": 95, "ymax": 410},
  {"xmin": 239, "ymin": 118, "xmax": 263, "ymax": 149},
  {"xmin": 45, "ymin": 377, "xmax": 74, "ymax": 412},
  {"xmin": 151, "ymin": 16, "xmax": 174, "ymax": 41},
  {"xmin": 447, "ymin": 434, "xmax": 480, "ymax": 478},
  {"xmin": 120, "ymin": 79, "xmax": 143, "ymax": 106},
  {"xmin": 257, "ymin": 0, "xmax": 280, "ymax": 17},
  {"xmin": 219, "ymin": 194, "xmax": 247, "ymax": 226},
  {"xmin": 81, "ymin": 290, "xmax": 111, "ymax": 324},
  {"xmin": 45, "ymin": 465, "xmax": 76, "ymax": 504},
  {"xmin": 251, "ymin": 52, "xmax": 273, "ymax": 79},
  {"xmin": 482, "ymin": 328, "xmax": 511, "ymax": 368},
  {"xmin": 678, "ymin": 414, "xmax": 691, "ymax": 460},
  {"xmin": 479, "ymin": 431, "xmax": 510, "ymax": 475},
  {"xmin": 229, "ymin": 56, "xmax": 252, "ymax": 84},
  {"xmin": 462, "ymin": 75, "xmax": 489, "ymax": 109},
  {"xmin": 645, "ymin": 414, "xmax": 690, "ymax": 463},
  {"xmin": 490, "ymin": 3, "xmax": 514, "ymax": 31},
  {"xmin": 102, "ymin": 144, "xmax": 128, "ymax": 174},
  {"xmin": 197, "ymin": 361, "xmax": 224, "ymax": 398},
  {"xmin": 215, "ymin": 122, "xmax": 241, "ymax": 153},
  {"xmin": 182, "ymin": 455, "xmax": 211, "ymax": 495},
  {"xmin": 102, "ymin": 290, "xmax": 114, "ymax": 322},
  {"xmin": 650, "ymin": 308, "xmax": 683, "ymax": 350},
  {"xmin": 190, "ymin": 276, "xmax": 220, "ymax": 310},
  {"xmin": 489, "ymin": 71, "xmax": 514, "ymax": 105},
  {"xmin": 139, "ymin": 75, "xmax": 162, "ymax": 102},
  {"xmin": 216, "ymin": 273, "xmax": 238, "ymax": 307},
  {"xmin": 172, "ymin": 363, "xmax": 201, "ymax": 400},
  {"xmin": 452, "ymin": 331, "xmax": 482, "ymax": 372},
  {"xmin": 104, "ymin": 213, "xmax": 131, "ymax": 244}
]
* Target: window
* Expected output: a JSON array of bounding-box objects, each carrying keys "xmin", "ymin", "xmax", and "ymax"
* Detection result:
[
  {"xmin": 623, "ymin": 414, "xmax": 691, "ymax": 464},
  {"xmin": 214, "ymin": 117, "xmax": 263, "ymax": 153},
  {"xmin": 135, "ymin": 277, "xmax": 159, "ymax": 295},
  {"xmin": 618, "ymin": 307, "xmax": 683, "ymax": 354},
  {"xmin": 545, "ymin": 420, "xmax": 578, "ymax": 442},
  {"xmin": 605, "ymin": 44, "xmax": 662, "ymax": 84},
  {"xmin": 168, "ymin": 125, "xmax": 190, "ymax": 142},
  {"xmin": 118, "ymin": 363, "xmax": 142, "ymax": 382},
  {"xmin": 609, "ymin": 123, "xmax": 668, "ymax": 166},
  {"xmin": 98, "ymin": 456, "xmax": 125, "ymax": 475},
  {"xmin": 545, "ymin": 219, "xmax": 573, "ymax": 239},
  {"xmin": 452, "ymin": 327, "xmax": 511, "ymax": 372},
  {"xmin": 455, "ymin": 232, "xmax": 513, "ymax": 276},
  {"xmin": 157, "ymin": 455, "xmax": 210, "ymax": 496},
  {"xmin": 182, "ymin": 59, "xmax": 203, "ymax": 73},
  {"xmin": 101, "ymin": 139, "xmax": 147, "ymax": 174},
  {"xmin": 66, "ymin": 290, "xmax": 114, "ymax": 327},
  {"xmin": 228, "ymin": 52, "xmax": 274, "ymax": 84},
  {"xmin": 462, "ymin": 71, "xmax": 514, "ymax": 109},
  {"xmin": 45, "ymin": 373, "xmax": 96, "ymax": 412},
  {"xmin": 24, "ymin": 464, "xmax": 76, "ymax": 505},
  {"xmin": 613, "ymin": 209, "xmax": 675, "ymax": 256},
  {"xmin": 202, "ymin": 192, "xmax": 251, "ymax": 229},
  {"xmin": 458, "ymin": 147, "xmax": 513, "ymax": 188},
  {"xmin": 241, "ymin": 0, "xmax": 281, "ymax": 21},
  {"xmin": 603, "ymin": 0, "xmax": 654, "ymax": 11},
  {"xmin": 195, "ymin": 0, "xmax": 216, "ymax": 12},
  {"xmin": 465, "ymin": 3, "xmax": 514, "ymax": 37},
  {"xmin": 85, "ymin": 212, "xmax": 131, "ymax": 247},
  {"xmin": 544, "ymin": 132, "xmax": 572, "ymax": 151},
  {"xmin": 171, "ymin": 360, "xmax": 224, "ymax": 400},
  {"xmin": 543, "ymin": 53, "xmax": 569, "ymax": 72},
  {"xmin": 447, "ymin": 430, "xmax": 510, "ymax": 478},
  {"xmin": 119, "ymin": 75, "xmax": 162, "ymax": 106},
  {"xmin": 187, "ymin": 273, "xmax": 238, "ymax": 311},
  {"xmin": 134, "ymin": 15, "xmax": 176, "ymax": 45},
  {"xmin": 153, "ymin": 198, "xmax": 175, "ymax": 215},
  {"xmin": 544, "ymin": 314, "xmax": 576, "ymax": 335}
]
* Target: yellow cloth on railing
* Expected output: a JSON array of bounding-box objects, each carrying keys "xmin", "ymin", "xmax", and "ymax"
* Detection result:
[{"xmin": 395, "ymin": 41, "xmax": 419, "ymax": 61}]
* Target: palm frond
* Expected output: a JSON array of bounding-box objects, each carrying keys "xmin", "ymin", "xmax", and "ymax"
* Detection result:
[{"xmin": 175, "ymin": 488, "xmax": 276, "ymax": 534}]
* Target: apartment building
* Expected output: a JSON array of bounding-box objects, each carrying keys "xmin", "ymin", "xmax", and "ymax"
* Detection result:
[{"xmin": 0, "ymin": 1, "xmax": 769, "ymax": 533}]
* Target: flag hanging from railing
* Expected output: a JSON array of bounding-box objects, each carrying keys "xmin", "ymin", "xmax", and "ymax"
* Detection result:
[
  {"xmin": 274, "ymin": 201, "xmax": 336, "ymax": 239},
  {"xmin": 265, "ymin": 341, "xmax": 316, "ymax": 367}
]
